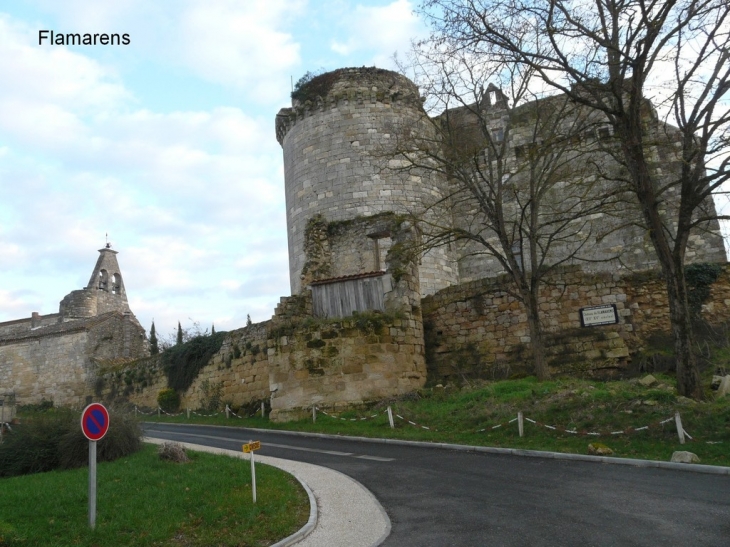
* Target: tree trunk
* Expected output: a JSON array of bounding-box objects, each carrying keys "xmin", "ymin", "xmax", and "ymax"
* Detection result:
[
  {"xmin": 525, "ymin": 291, "xmax": 549, "ymax": 381},
  {"xmin": 665, "ymin": 262, "xmax": 705, "ymax": 400}
]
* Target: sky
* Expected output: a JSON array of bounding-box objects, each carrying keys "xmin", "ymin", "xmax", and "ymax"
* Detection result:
[{"xmin": 0, "ymin": 0, "xmax": 427, "ymax": 341}]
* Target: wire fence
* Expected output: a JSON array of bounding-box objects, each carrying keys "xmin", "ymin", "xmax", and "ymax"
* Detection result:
[
  {"xmin": 310, "ymin": 405, "xmax": 722, "ymax": 446},
  {"xmin": 133, "ymin": 402, "xmax": 722, "ymax": 446}
]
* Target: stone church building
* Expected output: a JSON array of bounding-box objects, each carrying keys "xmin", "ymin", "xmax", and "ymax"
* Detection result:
[{"xmin": 0, "ymin": 247, "xmax": 148, "ymax": 407}]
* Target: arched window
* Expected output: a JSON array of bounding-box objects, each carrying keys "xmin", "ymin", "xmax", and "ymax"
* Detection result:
[
  {"xmin": 98, "ymin": 269, "xmax": 108, "ymax": 291},
  {"xmin": 111, "ymin": 273, "xmax": 122, "ymax": 295}
]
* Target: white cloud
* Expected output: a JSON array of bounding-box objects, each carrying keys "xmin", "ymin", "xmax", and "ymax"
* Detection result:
[
  {"xmin": 0, "ymin": 11, "xmax": 291, "ymax": 337},
  {"xmin": 330, "ymin": 0, "xmax": 424, "ymax": 67},
  {"xmin": 176, "ymin": 0, "xmax": 304, "ymax": 101}
]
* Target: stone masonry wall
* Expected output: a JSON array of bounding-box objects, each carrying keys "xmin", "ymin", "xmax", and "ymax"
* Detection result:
[
  {"xmin": 267, "ymin": 308, "xmax": 425, "ymax": 422},
  {"xmin": 100, "ymin": 323, "xmax": 272, "ymax": 411},
  {"xmin": 277, "ymin": 67, "xmax": 458, "ymax": 297},
  {"xmin": 0, "ymin": 330, "xmax": 91, "ymax": 407},
  {"xmin": 422, "ymin": 265, "xmax": 730, "ymax": 383},
  {"xmin": 0, "ymin": 313, "xmax": 146, "ymax": 407}
]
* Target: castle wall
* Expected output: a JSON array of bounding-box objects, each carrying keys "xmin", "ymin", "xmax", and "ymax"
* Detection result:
[
  {"xmin": 422, "ymin": 265, "xmax": 730, "ymax": 382},
  {"xmin": 267, "ymin": 308, "xmax": 425, "ymax": 422},
  {"xmin": 100, "ymin": 324, "xmax": 271, "ymax": 411},
  {"xmin": 277, "ymin": 68, "xmax": 458, "ymax": 297}
]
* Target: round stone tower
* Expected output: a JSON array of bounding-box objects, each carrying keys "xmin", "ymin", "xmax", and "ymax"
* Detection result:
[{"xmin": 276, "ymin": 67, "xmax": 458, "ymax": 296}]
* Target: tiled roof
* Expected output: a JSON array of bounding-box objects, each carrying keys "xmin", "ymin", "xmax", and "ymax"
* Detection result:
[{"xmin": 0, "ymin": 312, "xmax": 124, "ymax": 344}]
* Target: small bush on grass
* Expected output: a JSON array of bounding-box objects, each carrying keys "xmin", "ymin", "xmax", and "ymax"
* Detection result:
[
  {"xmin": 0, "ymin": 408, "xmax": 142, "ymax": 477},
  {"xmin": 157, "ymin": 441, "xmax": 190, "ymax": 463},
  {"xmin": 157, "ymin": 388, "xmax": 180, "ymax": 412},
  {"xmin": 0, "ymin": 408, "xmax": 74, "ymax": 476}
]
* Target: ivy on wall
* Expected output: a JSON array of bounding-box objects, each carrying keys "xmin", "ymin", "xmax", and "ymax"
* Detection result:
[
  {"xmin": 685, "ymin": 263, "xmax": 723, "ymax": 319},
  {"xmin": 162, "ymin": 331, "xmax": 227, "ymax": 392}
]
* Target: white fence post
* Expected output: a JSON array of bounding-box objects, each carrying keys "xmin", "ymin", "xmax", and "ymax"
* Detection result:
[
  {"xmin": 157, "ymin": 407, "xmax": 160, "ymax": 417},
  {"xmin": 518, "ymin": 412, "xmax": 524, "ymax": 437},
  {"xmin": 187, "ymin": 407, "xmax": 190, "ymax": 419},
  {"xmin": 387, "ymin": 406, "xmax": 395, "ymax": 429},
  {"xmin": 225, "ymin": 405, "xmax": 230, "ymax": 419},
  {"xmin": 312, "ymin": 405, "xmax": 316, "ymax": 423},
  {"xmin": 261, "ymin": 401, "xmax": 265, "ymax": 418},
  {"xmin": 675, "ymin": 412, "xmax": 685, "ymax": 445}
]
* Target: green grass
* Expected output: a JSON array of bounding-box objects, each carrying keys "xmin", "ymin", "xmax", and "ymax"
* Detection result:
[
  {"xmin": 0, "ymin": 444, "xmax": 308, "ymax": 547},
  {"xmin": 143, "ymin": 375, "xmax": 730, "ymax": 466}
]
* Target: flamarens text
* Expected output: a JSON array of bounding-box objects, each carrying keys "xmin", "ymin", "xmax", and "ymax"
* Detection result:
[{"xmin": 38, "ymin": 30, "xmax": 130, "ymax": 46}]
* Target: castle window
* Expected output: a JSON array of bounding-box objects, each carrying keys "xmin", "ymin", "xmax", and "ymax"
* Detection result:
[
  {"xmin": 369, "ymin": 232, "xmax": 392, "ymax": 271},
  {"xmin": 492, "ymin": 127, "xmax": 504, "ymax": 143},
  {"xmin": 98, "ymin": 269, "xmax": 108, "ymax": 291},
  {"xmin": 511, "ymin": 242, "xmax": 524, "ymax": 272}
]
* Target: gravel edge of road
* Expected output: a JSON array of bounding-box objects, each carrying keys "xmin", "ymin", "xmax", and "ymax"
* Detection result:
[{"xmin": 143, "ymin": 423, "xmax": 729, "ymax": 475}]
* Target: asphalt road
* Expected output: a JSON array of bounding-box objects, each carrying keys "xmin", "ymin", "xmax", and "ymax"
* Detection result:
[{"xmin": 143, "ymin": 423, "xmax": 730, "ymax": 546}]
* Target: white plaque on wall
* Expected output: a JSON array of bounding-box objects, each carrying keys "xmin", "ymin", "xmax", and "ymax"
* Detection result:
[{"xmin": 580, "ymin": 304, "xmax": 619, "ymax": 327}]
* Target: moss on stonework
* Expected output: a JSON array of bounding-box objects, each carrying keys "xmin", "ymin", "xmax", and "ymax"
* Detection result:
[{"xmin": 325, "ymin": 211, "xmax": 403, "ymax": 237}]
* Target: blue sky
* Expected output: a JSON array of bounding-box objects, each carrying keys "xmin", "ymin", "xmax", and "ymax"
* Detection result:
[{"xmin": 0, "ymin": 0, "xmax": 426, "ymax": 340}]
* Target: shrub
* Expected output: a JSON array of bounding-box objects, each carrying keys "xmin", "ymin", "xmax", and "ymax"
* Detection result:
[
  {"xmin": 157, "ymin": 388, "xmax": 180, "ymax": 412},
  {"xmin": 0, "ymin": 408, "xmax": 142, "ymax": 477},
  {"xmin": 58, "ymin": 411, "xmax": 142, "ymax": 469},
  {"xmin": 157, "ymin": 442, "xmax": 189, "ymax": 463}
]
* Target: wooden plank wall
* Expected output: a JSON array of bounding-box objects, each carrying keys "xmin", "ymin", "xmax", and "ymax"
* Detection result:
[{"xmin": 312, "ymin": 275, "xmax": 387, "ymax": 318}]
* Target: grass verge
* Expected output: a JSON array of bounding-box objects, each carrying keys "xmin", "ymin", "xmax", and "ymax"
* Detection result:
[
  {"xmin": 0, "ymin": 443, "xmax": 308, "ymax": 547},
  {"xmin": 141, "ymin": 375, "xmax": 730, "ymax": 467}
]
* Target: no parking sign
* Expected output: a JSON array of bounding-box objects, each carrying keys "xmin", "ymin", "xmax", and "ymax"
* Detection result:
[
  {"xmin": 81, "ymin": 403, "xmax": 109, "ymax": 441},
  {"xmin": 80, "ymin": 402, "xmax": 109, "ymax": 529}
]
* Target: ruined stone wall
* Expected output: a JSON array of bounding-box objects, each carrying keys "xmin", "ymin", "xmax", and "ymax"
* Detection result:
[
  {"xmin": 422, "ymin": 265, "xmax": 730, "ymax": 383},
  {"xmin": 100, "ymin": 324, "xmax": 271, "ymax": 411},
  {"xmin": 277, "ymin": 67, "xmax": 458, "ymax": 297},
  {"xmin": 267, "ymin": 310, "xmax": 425, "ymax": 421}
]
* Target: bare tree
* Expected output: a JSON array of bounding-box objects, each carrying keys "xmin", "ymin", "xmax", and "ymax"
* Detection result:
[
  {"xmin": 417, "ymin": 0, "xmax": 730, "ymax": 398},
  {"xmin": 388, "ymin": 49, "xmax": 626, "ymax": 380}
]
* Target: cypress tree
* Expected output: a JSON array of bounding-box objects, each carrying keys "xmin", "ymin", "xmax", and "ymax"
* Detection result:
[
  {"xmin": 176, "ymin": 321, "xmax": 183, "ymax": 346},
  {"xmin": 150, "ymin": 321, "xmax": 159, "ymax": 355},
  {"xmin": 211, "ymin": 323, "xmax": 216, "ymax": 335}
]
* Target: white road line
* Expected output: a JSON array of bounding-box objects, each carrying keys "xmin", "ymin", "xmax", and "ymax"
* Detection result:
[
  {"xmin": 146, "ymin": 430, "xmax": 395, "ymax": 461},
  {"xmin": 355, "ymin": 455, "xmax": 395, "ymax": 462}
]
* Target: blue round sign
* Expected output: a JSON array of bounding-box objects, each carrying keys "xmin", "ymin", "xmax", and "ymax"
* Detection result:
[{"xmin": 81, "ymin": 403, "xmax": 109, "ymax": 441}]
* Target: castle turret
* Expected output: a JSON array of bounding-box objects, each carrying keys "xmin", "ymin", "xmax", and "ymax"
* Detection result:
[{"xmin": 276, "ymin": 67, "xmax": 458, "ymax": 296}]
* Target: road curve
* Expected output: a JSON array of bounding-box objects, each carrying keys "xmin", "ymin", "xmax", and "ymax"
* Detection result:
[{"xmin": 143, "ymin": 423, "xmax": 730, "ymax": 547}]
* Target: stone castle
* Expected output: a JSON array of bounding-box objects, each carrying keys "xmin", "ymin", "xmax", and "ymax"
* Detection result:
[{"xmin": 2, "ymin": 67, "xmax": 727, "ymax": 419}]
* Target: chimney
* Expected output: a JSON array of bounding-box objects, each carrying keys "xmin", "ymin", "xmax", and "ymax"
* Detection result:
[{"xmin": 31, "ymin": 312, "xmax": 40, "ymax": 328}]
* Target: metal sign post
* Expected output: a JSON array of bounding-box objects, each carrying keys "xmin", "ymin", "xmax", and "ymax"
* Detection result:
[
  {"xmin": 81, "ymin": 403, "xmax": 110, "ymax": 530},
  {"xmin": 242, "ymin": 440, "xmax": 262, "ymax": 504},
  {"xmin": 89, "ymin": 441, "xmax": 97, "ymax": 528}
]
